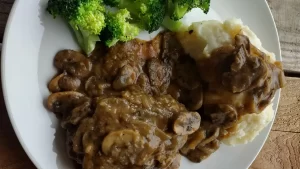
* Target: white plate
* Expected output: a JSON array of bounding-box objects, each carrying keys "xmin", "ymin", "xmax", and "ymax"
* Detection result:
[{"xmin": 1, "ymin": 0, "xmax": 281, "ymax": 169}]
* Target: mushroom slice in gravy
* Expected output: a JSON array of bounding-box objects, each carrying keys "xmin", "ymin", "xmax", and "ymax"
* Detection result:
[{"xmin": 47, "ymin": 31, "xmax": 285, "ymax": 169}]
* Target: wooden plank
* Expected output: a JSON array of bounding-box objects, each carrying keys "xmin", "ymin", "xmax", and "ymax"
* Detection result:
[
  {"xmin": 267, "ymin": 0, "xmax": 300, "ymax": 73},
  {"xmin": 0, "ymin": 133, "xmax": 35, "ymax": 169},
  {"xmin": 0, "ymin": 0, "xmax": 14, "ymax": 4},
  {"xmin": 0, "ymin": 1, "xmax": 13, "ymax": 13},
  {"xmin": 0, "ymin": 1, "xmax": 13, "ymax": 42},
  {"xmin": 250, "ymin": 77, "xmax": 300, "ymax": 168},
  {"xmin": 273, "ymin": 77, "xmax": 300, "ymax": 132},
  {"xmin": 250, "ymin": 131, "xmax": 300, "ymax": 169},
  {"xmin": 0, "ymin": 13, "xmax": 9, "ymax": 42}
]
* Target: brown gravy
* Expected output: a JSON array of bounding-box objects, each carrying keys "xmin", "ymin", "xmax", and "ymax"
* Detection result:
[{"xmin": 47, "ymin": 32, "xmax": 285, "ymax": 168}]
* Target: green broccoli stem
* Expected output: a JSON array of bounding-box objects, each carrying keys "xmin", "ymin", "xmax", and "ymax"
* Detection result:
[
  {"xmin": 117, "ymin": 1, "xmax": 144, "ymax": 29},
  {"xmin": 106, "ymin": 39, "xmax": 119, "ymax": 47},
  {"xmin": 170, "ymin": 1, "xmax": 189, "ymax": 20},
  {"xmin": 115, "ymin": 0, "xmax": 138, "ymax": 16},
  {"xmin": 69, "ymin": 23, "xmax": 100, "ymax": 55},
  {"xmin": 162, "ymin": 16, "xmax": 183, "ymax": 32}
]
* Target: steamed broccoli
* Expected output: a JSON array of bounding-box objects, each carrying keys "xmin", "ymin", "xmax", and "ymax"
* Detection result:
[
  {"xmin": 162, "ymin": 16, "xmax": 183, "ymax": 32},
  {"xmin": 103, "ymin": 0, "xmax": 166, "ymax": 33},
  {"xmin": 167, "ymin": 0, "xmax": 210, "ymax": 21},
  {"xmin": 47, "ymin": 0, "xmax": 106, "ymax": 55},
  {"xmin": 101, "ymin": 9, "xmax": 140, "ymax": 47}
]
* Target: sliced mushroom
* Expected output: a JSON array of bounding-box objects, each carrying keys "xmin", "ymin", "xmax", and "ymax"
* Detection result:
[
  {"xmin": 49, "ymin": 73, "xmax": 81, "ymax": 92},
  {"xmin": 184, "ymin": 139, "xmax": 220, "ymax": 163},
  {"xmin": 199, "ymin": 127, "xmax": 220, "ymax": 146},
  {"xmin": 187, "ymin": 87, "xmax": 203, "ymax": 111},
  {"xmin": 47, "ymin": 91, "xmax": 85, "ymax": 113},
  {"xmin": 167, "ymin": 83, "xmax": 181, "ymax": 100},
  {"xmin": 48, "ymin": 73, "xmax": 65, "ymax": 92},
  {"xmin": 182, "ymin": 129, "xmax": 206, "ymax": 151},
  {"xmin": 184, "ymin": 148, "xmax": 208, "ymax": 163},
  {"xmin": 113, "ymin": 65, "xmax": 138, "ymax": 90},
  {"xmin": 132, "ymin": 120, "xmax": 171, "ymax": 141},
  {"xmin": 167, "ymin": 154, "xmax": 181, "ymax": 169},
  {"xmin": 205, "ymin": 104, "xmax": 237, "ymax": 129},
  {"xmin": 85, "ymin": 76, "xmax": 117, "ymax": 97},
  {"xmin": 173, "ymin": 112, "xmax": 201, "ymax": 135},
  {"xmin": 54, "ymin": 50, "xmax": 92, "ymax": 78},
  {"xmin": 130, "ymin": 121, "xmax": 171, "ymax": 165},
  {"xmin": 85, "ymin": 76, "xmax": 101, "ymax": 96},
  {"xmin": 102, "ymin": 129, "xmax": 142, "ymax": 155},
  {"xmin": 197, "ymin": 139, "xmax": 220, "ymax": 158},
  {"xmin": 82, "ymin": 131, "xmax": 95, "ymax": 154},
  {"xmin": 168, "ymin": 135, "xmax": 188, "ymax": 151},
  {"xmin": 66, "ymin": 130, "xmax": 83, "ymax": 164},
  {"xmin": 73, "ymin": 118, "xmax": 95, "ymax": 153},
  {"xmin": 58, "ymin": 75, "xmax": 81, "ymax": 91},
  {"xmin": 61, "ymin": 100, "xmax": 91, "ymax": 127},
  {"xmin": 179, "ymin": 86, "xmax": 203, "ymax": 111}
]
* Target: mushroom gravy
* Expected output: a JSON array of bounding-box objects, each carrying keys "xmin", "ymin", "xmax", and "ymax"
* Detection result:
[{"xmin": 47, "ymin": 32, "xmax": 285, "ymax": 169}]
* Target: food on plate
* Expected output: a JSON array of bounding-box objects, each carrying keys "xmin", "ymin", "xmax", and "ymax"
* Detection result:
[
  {"xmin": 46, "ymin": 0, "xmax": 211, "ymax": 55},
  {"xmin": 177, "ymin": 18, "xmax": 286, "ymax": 146},
  {"xmin": 101, "ymin": 9, "xmax": 140, "ymax": 47},
  {"xmin": 48, "ymin": 33, "xmax": 202, "ymax": 168},
  {"xmin": 166, "ymin": 0, "xmax": 210, "ymax": 20},
  {"xmin": 103, "ymin": 0, "xmax": 166, "ymax": 32},
  {"xmin": 163, "ymin": 0, "xmax": 210, "ymax": 32},
  {"xmin": 222, "ymin": 103, "xmax": 274, "ymax": 145},
  {"xmin": 47, "ymin": 0, "xmax": 106, "ymax": 54},
  {"xmin": 178, "ymin": 18, "xmax": 276, "ymax": 61},
  {"xmin": 47, "ymin": 16, "xmax": 286, "ymax": 169}
]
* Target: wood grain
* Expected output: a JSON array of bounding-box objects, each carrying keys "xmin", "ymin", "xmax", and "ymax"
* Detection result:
[
  {"xmin": 250, "ymin": 131, "xmax": 300, "ymax": 169},
  {"xmin": 0, "ymin": 0, "xmax": 13, "ymax": 42},
  {"xmin": 273, "ymin": 77, "xmax": 300, "ymax": 133},
  {"xmin": 0, "ymin": 48, "xmax": 35, "ymax": 168},
  {"xmin": 0, "ymin": 0, "xmax": 14, "ymax": 3},
  {"xmin": 0, "ymin": 2, "xmax": 32, "ymax": 167},
  {"xmin": 0, "ymin": 133, "xmax": 36, "ymax": 169},
  {"xmin": 250, "ymin": 77, "xmax": 300, "ymax": 169},
  {"xmin": 267, "ymin": 0, "xmax": 300, "ymax": 73}
]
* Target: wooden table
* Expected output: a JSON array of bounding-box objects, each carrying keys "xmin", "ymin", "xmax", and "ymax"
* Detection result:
[{"xmin": 0, "ymin": 0, "xmax": 299, "ymax": 168}]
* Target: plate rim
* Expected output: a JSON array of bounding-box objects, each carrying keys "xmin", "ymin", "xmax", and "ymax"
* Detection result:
[
  {"xmin": 1, "ymin": 0, "xmax": 44, "ymax": 169},
  {"xmin": 1, "ymin": 0, "xmax": 282, "ymax": 168},
  {"xmin": 244, "ymin": 0, "xmax": 282, "ymax": 167}
]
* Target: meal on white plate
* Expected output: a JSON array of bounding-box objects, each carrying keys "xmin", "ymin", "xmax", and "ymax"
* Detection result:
[{"xmin": 46, "ymin": 0, "xmax": 286, "ymax": 168}]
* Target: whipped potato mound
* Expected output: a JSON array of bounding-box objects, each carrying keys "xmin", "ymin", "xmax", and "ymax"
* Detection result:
[
  {"xmin": 177, "ymin": 18, "xmax": 276, "ymax": 146},
  {"xmin": 222, "ymin": 104, "xmax": 274, "ymax": 145},
  {"xmin": 177, "ymin": 18, "xmax": 276, "ymax": 62}
]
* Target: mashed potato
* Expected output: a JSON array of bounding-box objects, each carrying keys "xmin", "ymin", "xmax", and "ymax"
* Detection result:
[
  {"xmin": 178, "ymin": 18, "xmax": 276, "ymax": 62},
  {"xmin": 177, "ymin": 18, "xmax": 276, "ymax": 145},
  {"xmin": 222, "ymin": 104, "xmax": 274, "ymax": 145}
]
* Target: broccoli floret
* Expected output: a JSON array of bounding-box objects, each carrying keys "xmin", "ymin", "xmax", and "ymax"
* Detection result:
[
  {"xmin": 101, "ymin": 9, "xmax": 140, "ymax": 47},
  {"xmin": 103, "ymin": 0, "xmax": 120, "ymax": 6},
  {"xmin": 47, "ymin": 0, "xmax": 106, "ymax": 55},
  {"xmin": 104, "ymin": 0, "xmax": 166, "ymax": 33},
  {"xmin": 162, "ymin": 16, "xmax": 183, "ymax": 32},
  {"xmin": 167, "ymin": 0, "xmax": 210, "ymax": 20}
]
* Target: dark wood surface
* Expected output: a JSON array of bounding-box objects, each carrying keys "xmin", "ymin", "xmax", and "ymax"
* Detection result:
[
  {"xmin": 1, "ymin": 0, "xmax": 300, "ymax": 169},
  {"xmin": 0, "ymin": 0, "xmax": 35, "ymax": 168}
]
